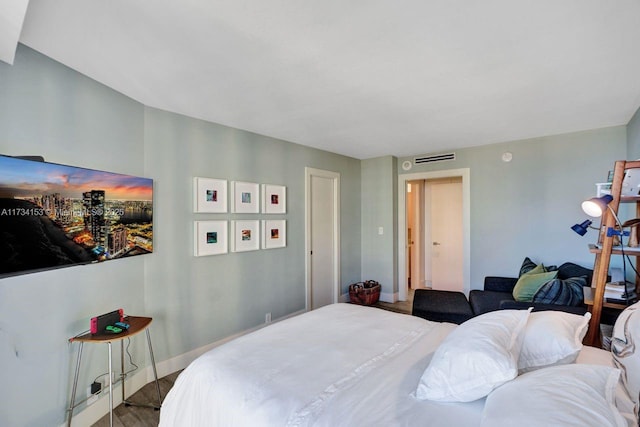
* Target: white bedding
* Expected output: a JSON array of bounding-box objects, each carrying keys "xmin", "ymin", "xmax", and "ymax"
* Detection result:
[{"xmin": 159, "ymin": 303, "xmax": 626, "ymax": 427}]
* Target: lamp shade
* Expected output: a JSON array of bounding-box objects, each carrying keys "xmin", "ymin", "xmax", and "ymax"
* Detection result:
[
  {"xmin": 571, "ymin": 220, "xmax": 592, "ymax": 236},
  {"xmin": 581, "ymin": 194, "xmax": 613, "ymax": 217}
]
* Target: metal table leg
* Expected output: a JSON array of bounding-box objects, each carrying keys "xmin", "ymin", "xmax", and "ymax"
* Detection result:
[
  {"xmin": 146, "ymin": 328, "xmax": 163, "ymax": 409},
  {"xmin": 121, "ymin": 329, "xmax": 162, "ymax": 410},
  {"xmin": 66, "ymin": 342, "xmax": 84, "ymax": 427},
  {"xmin": 121, "ymin": 339, "xmax": 126, "ymax": 404},
  {"xmin": 108, "ymin": 341, "xmax": 113, "ymax": 427}
]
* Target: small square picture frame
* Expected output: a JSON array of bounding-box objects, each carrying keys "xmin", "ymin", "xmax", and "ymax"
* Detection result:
[
  {"xmin": 262, "ymin": 220, "xmax": 286, "ymax": 249},
  {"xmin": 194, "ymin": 177, "xmax": 227, "ymax": 213},
  {"xmin": 231, "ymin": 220, "xmax": 260, "ymax": 252},
  {"xmin": 262, "ymin": 184, "xmax": 286, "ymax": 214},
  {"xmin": 194, "ymin": 220, "xmax": 228, "ymax": 256},
  {"xmin": 231, "ymin": 181, "xmax": 260, "ymax": 213}
]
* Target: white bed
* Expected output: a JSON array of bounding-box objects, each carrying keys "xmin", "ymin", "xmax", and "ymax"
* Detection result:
[{"xmin": 159, "ymin": 303, "xmax": 640, "ymax": 427}]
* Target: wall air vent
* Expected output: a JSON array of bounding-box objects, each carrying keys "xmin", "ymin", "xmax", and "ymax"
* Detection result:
[{"xmin": 414, "ymin": 152, "xmax": 456, "ymax": 164}]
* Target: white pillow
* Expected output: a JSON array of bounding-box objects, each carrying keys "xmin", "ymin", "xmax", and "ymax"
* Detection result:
[
  {"xmin": 611, "ymin": 301, "xmax": 640, "ymax": 418},
  {"xmin": 481, "ymin": 364, "xmax": 626, "ymax": 427},
  {"xmin": 415, "ymin": 309, "xmax": 531, "ymax": 402},
  {"xmin": 518, "ymin": 311, "xmax": 591, "ymax": 373}
]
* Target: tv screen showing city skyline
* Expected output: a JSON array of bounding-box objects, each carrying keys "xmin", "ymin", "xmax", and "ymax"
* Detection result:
[{"xmin": 0, "ymin": 154, "xmax": 153, "ymax": 277}]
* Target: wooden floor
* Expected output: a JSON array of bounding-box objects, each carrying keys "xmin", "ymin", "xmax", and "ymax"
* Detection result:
[
  {"xmin": 373, "ymin": 287, "xmax": 414, "ymax": 314},
  {"xmin": 90, "ymin": 299, "xmax": 414, "ymax": 426},
  {"xmin": 91, "ymin": 371, "xmax": 181, "ymax": 427}
]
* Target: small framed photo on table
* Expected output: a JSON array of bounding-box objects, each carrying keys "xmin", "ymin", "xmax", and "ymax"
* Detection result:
[
  {"xmin": 262, "ymin": 184, "xmax": 286, "ymax": 214},
  {"xmin": 262, "ymin": 220, "xmax": 286, "ymax": 249},
  {"xmin": 231, "ymin": 220, "xmax": 260, "ymax": 252},
  {"xmin": 194, "ymin": 221, "xmax": 228, "ymax": 256},
  {"xmin": 193, "ymin": 177, "xmax": 227, "ymax": 213},
  {"xmin": 231, "ymin": 181, "xmax": 260, "ymax": 213}
]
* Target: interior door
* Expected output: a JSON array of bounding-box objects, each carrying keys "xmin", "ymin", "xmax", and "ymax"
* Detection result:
[
  {"xmin": 429, "ymin": 179, "xmax": 463, "ymax": 291},
  {"xmin": 306, "ymin": 168, "xmax": 340, "ymax": 310}
]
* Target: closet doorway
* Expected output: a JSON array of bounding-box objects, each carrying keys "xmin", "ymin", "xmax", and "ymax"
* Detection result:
[{"xmin": 305, "ymin": 167, "xmax": 340, "ymax": 310}]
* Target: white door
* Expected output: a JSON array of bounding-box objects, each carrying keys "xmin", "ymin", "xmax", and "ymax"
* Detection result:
[
  {"xmin": 428, "ymin": 179, "xmax": 463, "ymax": 291},
  {"xmin": 306, "ymin": 168, "xmax": 340, "ymax": 310}
]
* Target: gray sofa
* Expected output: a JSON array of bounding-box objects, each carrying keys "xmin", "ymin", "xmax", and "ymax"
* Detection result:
[
  {"xmin": 468, "ymin": 261, "xmax": 592, "ymax": 316},
  {"xmin": 412, "ymin": 261, "xmax": 596, "ymax": 324}
]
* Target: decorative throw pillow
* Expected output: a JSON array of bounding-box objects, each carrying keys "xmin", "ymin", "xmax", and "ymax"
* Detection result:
[
  {"xmin": 532, "ymin": 276, "xmax": 586, "ymax": 306},
  {"xmin": 415, "ymin": 309, "xmax": 531, "ymax": 402},
  {"xmin": 512, "ymin": 270, "xmax": 558, "ymax": 302},
  {"xmin": 518, "ymin": 257, "xmax": 540, "ymax": 277},
  {"xmin": 518, "ymin": 311, "xmax": 591, "ymax": 372},
  {"xmin": 611, "ymin": 301, "xmax": 640, "ymax": 414},
  {"xmin": 481, "ymin": 364, "xmax": 626, "ymax": 427}
]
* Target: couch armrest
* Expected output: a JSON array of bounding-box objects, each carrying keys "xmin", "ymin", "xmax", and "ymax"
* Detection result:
[{"xmin": 484, "ymin": 276, "xmax": 518, "ymax": 293}]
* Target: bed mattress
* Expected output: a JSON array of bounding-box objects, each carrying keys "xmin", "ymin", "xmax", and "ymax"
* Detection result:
[{"xmin": 159, "ymin": 303, "xmax": 623, "ymax": 427}]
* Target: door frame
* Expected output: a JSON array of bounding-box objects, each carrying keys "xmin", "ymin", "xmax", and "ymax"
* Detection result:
[
  {"xmin": 397, "ymin": 168, "xmax": 471, "ymax": 300},
  {"xmin": 305, "ymin": 167, "xmax": 341, "ymax": 311},
  {"xmin": 407, "ymin": 180, "xmax": 425, "ymax": 289}
]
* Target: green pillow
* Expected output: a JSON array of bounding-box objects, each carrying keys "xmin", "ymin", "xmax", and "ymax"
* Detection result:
[
  {"xmin": 526, "ymin": 263, "xmax": 546, "ymax": 276},
  {"xmin": 512, "ymin": 271, "xmax": 558, "ymax": 302}
]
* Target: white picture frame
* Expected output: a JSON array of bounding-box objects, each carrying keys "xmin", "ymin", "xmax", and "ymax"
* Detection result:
[
  {"xmin": 262, "ymin": 220, "xmax": 286, "ymax": 249},
  {"xmin": 193, "ymin": 177, "xmax": 227, "ymax": 213},
  {"xmin": 194, "ymin": 221, "xmax": 228, "ymax": 256},
  {"xmin": 231, "ymin": 220, "xmax": 260, "ymax": 252},
  {"xmin": 231, "ymin": 181, "xmax": 260, "ymax": 213},
  {"xmin": 262, "ymin": 184, "xmax": 286, "ymax": 214}
]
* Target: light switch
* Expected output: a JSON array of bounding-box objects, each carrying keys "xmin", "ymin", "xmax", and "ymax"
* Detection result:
[{"xmin": 378, "ymin": 227, "xmax": 384, "ymax": 235}]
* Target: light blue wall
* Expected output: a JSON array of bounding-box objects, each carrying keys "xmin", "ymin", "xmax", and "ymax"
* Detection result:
[
  {"xmin": 143, "ymin": 107, "xmax": 362, "ymax": 361},
  {"xmin": 0, "ymin": 46, "xmax": 147, "ymax": 427},
  {"xmin": 361, "ymin": 156, "xmax": 398, "ymax": 299},
  {"xmin": 0, "ymin": 45, "xmax": 361, "ymax": 427},
  {"xmin": 398, "ymin": 127, "xmax": 628, "ymax": 288}
]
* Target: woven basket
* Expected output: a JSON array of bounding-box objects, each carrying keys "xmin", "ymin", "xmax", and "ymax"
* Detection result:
[{"xmin": 349, "ymin": 280, "xmax": 381, "ymax": 305}]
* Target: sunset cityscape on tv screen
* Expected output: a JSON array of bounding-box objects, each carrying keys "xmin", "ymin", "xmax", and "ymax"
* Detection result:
[{"xmin": 0, "ymin": 155, "xmax": 153, "ymax": 277}]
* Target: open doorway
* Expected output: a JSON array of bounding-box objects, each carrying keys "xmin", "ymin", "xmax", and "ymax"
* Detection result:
[{"xmin": 398, "ymin": 169, "xmax": 470, "ymax": 301}]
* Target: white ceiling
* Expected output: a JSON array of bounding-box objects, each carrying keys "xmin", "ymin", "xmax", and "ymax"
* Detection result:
[
  {"xmin": 0, "ymin": 0, "xmax": 29, "ymax": 64},
  {"xmin": 10, "ymin": 0, "xmax": 640, "ymax": 159}
]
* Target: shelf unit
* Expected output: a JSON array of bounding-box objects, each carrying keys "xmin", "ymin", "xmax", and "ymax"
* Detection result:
[{"xmin": 584, "ymin": 160, "xmax": 640, "ymax": 347}]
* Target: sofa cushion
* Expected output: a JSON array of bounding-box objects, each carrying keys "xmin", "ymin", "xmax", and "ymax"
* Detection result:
[
  {"xmin": 512, "ymin": 270, "xmax": 558, "ymax": 302},
  {"xmin": 532, "ymin": 276, "xmax": 586, "ymax": 307},
  {"xmin": 483, "ymin": 276, "xmax": 518, "ymax": 293},
  {"xmin": 498, "ymin": 300, "xmax": 587, "ymax": 315},
  {"xmin": 557, "ymin": 262, "xmax": 594, "ymax": 282},
  {"xmin": 412, "ymin": 289, "xmax": 474, "ymax": 324},
  {"xmin": 469, "ymin": 290, "xmax": 514, "ymax": 315}
]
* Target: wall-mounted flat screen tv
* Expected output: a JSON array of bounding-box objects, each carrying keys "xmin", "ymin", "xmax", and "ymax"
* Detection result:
[{"xmin": 0, "ymin": 154, "xmax": 153, "ymax": 278}]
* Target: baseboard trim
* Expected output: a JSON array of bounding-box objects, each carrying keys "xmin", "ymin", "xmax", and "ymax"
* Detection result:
[
  {"xmin": 62, "ymin": 308, "xmax": 306, "ymax": 427},
  {"xmin": 379, "ymin": 291, "xmax": 398, "ymax": 303}
]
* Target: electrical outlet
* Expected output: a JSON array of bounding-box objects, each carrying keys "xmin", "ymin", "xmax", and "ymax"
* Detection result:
[
  {"xmin": 87, "ymin": 386, "xmax": 98, "ymax": 405},
  {"xmin": 265, "ymin": 312, "xmax": 272, "ymax": 323},
  {"xmin": 86, "ymin": 380, "xmax": 101, "ymax": 406}
]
